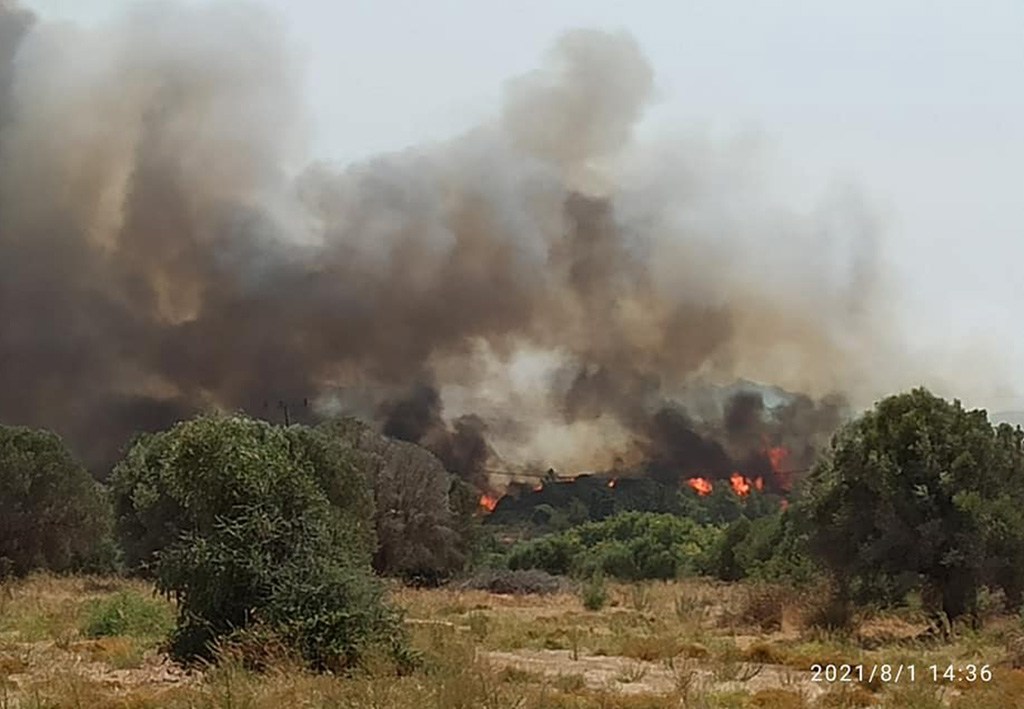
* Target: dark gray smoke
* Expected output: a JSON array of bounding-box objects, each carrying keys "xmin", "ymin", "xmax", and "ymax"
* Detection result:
[
  {"xmin": 0, "ymin": 2, "xmax": 922, "ymax": 480},
  {"xmin": 379, "ymin": 384, "xmax": 492, "ymax": 489}
]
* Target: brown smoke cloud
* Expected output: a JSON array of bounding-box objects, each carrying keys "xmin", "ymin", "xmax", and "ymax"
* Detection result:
[{"xmin": 0, "ymin": 2, "xmax": 957, "ymax": 480}]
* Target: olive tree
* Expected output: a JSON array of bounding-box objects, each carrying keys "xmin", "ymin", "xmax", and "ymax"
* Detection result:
[
  {"xmin": 800, "ymin": 388, "xmax": 1024, "ymax": 622},
  {"xmin": 0, "ymin": 425, "xmax": 112, "ymax": 578},
  {"xmin": 316, "ymin": 418, "xmax": 470, "ymax": 584},
  {"xmin": 110, "ymin": 414, "xmax": 411, "ymax": 670}
]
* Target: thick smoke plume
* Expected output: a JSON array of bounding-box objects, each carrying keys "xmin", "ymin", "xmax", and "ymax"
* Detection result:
[{"xmin": 0, "ymin": 1, "xmax": 937, "ymax": 482}]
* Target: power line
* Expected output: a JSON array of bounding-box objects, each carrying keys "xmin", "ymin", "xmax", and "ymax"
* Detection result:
[{"xmin": 484, "ymin": 467, "xmax": 813, "ymax": 481}]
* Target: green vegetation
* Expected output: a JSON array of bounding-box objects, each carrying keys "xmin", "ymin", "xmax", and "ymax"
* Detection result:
[
  {"xmin": 580, "ymin": 572, "xmax": 609, "ymax": 610},
  {"xmin": 489, "ymin": 473, "xmax": 782, "ymax": 530},
  {"xmin": 709, "ymin": 511, "xmax": 816, "ymax": 584},
  {"xmin": 319, "ymin": 418, "xmax": 473, "ymax": 584},
  {"xmin": 509, "ymin": 511, "xmax": 722, "ymax": 580},
  {"xmin": 503, "ymin": 387, "xmax": 1024, "ymax": 627},
  {"xmin": 82, "ymin": 590, "xmax": 175, "ymax": 639},
  {"xmin": 0, "ymin": 425, "xmax": 114, "ymax": 578},
  {"xmin": 4, "ymin": 384, "xmax": 1024, "ymax": 706},
  {"xmin": 109, "ymin": 414, "xmax": 411, "ymax": 671},
  {"xmin": 800, "ymin": 388, "xmax": 1024, "ymax": 621}
]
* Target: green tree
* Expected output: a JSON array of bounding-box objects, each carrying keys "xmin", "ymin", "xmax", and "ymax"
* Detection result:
[
  {"xmin": 317, "ymin": 418, "xmax": 469, "ymax": 584},
  {"xmin": 110, "ymin": 414, "xmax": 410, "ymax": 670},
  {"xmin": 0, "ymin": 425, "xmax": 113, "ymax": 577},
  {"xmin": 799, "ymin": 388, "xmax": 1024, "ymax": 622}
]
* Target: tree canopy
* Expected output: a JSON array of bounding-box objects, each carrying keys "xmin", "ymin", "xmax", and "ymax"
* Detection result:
[
  {"xmin": 0, "ymin": 425, "xmax": 113, "ymax": 578},
  {"xmin": 110, "ymin": 414, "xmax": 410, "ymax": 670},
  {"xmin": 318, "ymin": 418, "xmax": 471, "ymax": 584},
  {"xmin": 799, "ymin": 388, "xmax": 1024, "ymax": 620}
]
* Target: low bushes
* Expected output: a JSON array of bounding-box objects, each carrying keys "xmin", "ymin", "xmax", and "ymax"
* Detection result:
[
  {"xmin": 707, "ymin": 511, "xmax": 816, "ymax": 585},
  {"xmin": 508, "ymin": 512, "xmax": 722, "ymax": 581},
  {"xmin": 458, "ymin": 569, "xmax": 567, "ymax": 595},
  {"xmin": 81, "ymin": 590, "xmax": 174, "ymax": 639}
]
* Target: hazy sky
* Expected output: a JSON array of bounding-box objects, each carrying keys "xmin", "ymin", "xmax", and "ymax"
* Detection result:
[{"xmin": 23, "ymin": 0, "xmax": 1024, "ymax": 409}]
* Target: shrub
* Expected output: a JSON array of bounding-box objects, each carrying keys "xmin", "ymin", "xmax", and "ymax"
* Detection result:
[
  {"xmin": 710, "ymin": 511, "xmax": 817, "ymax": 584},
  {"xmin": 110, "ymin": 414, "xmax": 411, "ymax": 671},
  {"xmin": 111, "ymin": 417, "xmax": 375, "ymax": 574},
  {"xmin": 458, "ymin": 569, "xmax": 567, "ymax": 595},
  {"xmin": 580, "ymin": 573, "xmax": 608, "ymax": 611},
  {"xmin": 0, "ymin": 425, "xmax": 114, "ymax": 578},
  {"xmin": 803, "ymin": 588, "xmax": 854, "ymax": 632},
  {"xmin": 82, "ymin": 591, "xmax": 174, "ymax": 639},
  {"xmin": 508, "ymin": 512, "xmax": 722, "ymax": 581},
  {"xmin": 508, "ymin": 533, "xmax": 582, "ymax": 576},
  {"xmin": 735, "ymin": 583, "xmax": 788, "ymax": 632}
]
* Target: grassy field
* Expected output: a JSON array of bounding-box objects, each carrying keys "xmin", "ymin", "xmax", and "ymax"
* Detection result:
[{"xmin": 1, "ymin": 574, "xmax": 1023, "ymax": 708}]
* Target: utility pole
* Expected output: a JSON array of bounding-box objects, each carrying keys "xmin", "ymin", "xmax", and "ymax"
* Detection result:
[{"xmin": 262, "ymin": 398, "xmax": 309, "ymax": 426}]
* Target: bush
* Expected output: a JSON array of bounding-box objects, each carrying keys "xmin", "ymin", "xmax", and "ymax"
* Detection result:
[
  {"xmin": 734, "ymin": 583, "xmax": 788, "ymax": 632},
  {"xmin": 110, "ymin": 414, "xmax": 411, "ymax": 671},
  {"xmin": 709, "ymin": 511, "xmax": 817, "ymax": 584},
  {"xmin": 508, "ymin": 533, "xmax": 583, "ymax": 576},
  {"xmin": 111, "ymin": 417, "xmax": 375, "ymax": 574},
  {"xmin": 508, "ymin": 512, "xmax": 722, "ymax": 582},
  {"xmin": 580, "ymin": 573, "xmax": 608, "ymax": 611},
  {"xmin": 804, "ymin": 594, "xmax": 853, "ymax": 632},
  {"xmin": 82, "ymin": 591, "xmax": 174, "ymax": 639},
  {"xmin": 0, "ymin": 425, "xmax": 114, "ymax": 578},
  {"xmin": 458, "ymin": 569, "xmax": 567, "ymax": 595}
]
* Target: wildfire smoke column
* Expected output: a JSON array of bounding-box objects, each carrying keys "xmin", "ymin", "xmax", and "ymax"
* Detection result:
[{"xmin": 0, "ymin": 1, "xmax": 942, "ymax": 483}]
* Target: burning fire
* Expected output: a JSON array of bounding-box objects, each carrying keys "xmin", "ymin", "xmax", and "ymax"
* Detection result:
[
  {"xmin": 478, "ymin": 494, "xmax": 498, "ymax": 513},
  {"xmin": 729, "ymin": 472, "xmax": 751, "ymax": 497},
  {"xmin": 687, "ymin": 477, "xmax": 713, "ymax": 496},
  {"xmin": 607, "ymin": 478, "xmax": 617, "ymax": 488},
  {"xmin": 767, "ymin": 445, "xmax": 789, "ymax": 471},
  {"xmin": 765, "ymin": 443, "xmax": 793, "ymax": 491},
  {"xmin": 533, "ymin": 482, "xmax": 544, "ymax": 492}
]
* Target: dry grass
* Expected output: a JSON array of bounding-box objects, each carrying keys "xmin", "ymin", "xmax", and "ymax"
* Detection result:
[{"xmin": 1, "ymin": 574, "xmax": 1023, "ymax": 707}]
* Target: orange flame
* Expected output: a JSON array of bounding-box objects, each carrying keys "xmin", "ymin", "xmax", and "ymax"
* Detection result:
[
  {"xmin": 767, "ymin": 445, "xmax": 789, "ymax": 472},
  {"xmin": 765, "ymin": 444, "xmax": 793, "ymax": 491},
  {"xmin": 687, "ymin": 477, "xmax": 713, "ymax": 496},
  {"xmin": 478, "ymin": 494, "xmax": 498, "ymax": 513},
  {"xmin": 532, "ymin": 482, "xmax": 544, "ymax": 492},
  {"xmin": 730, "ymin": 472, "xmax": 751, "ymax": 497},
  {"xmin": 607, "ymin": 479, "xmax": 617, "ymax": 488}
]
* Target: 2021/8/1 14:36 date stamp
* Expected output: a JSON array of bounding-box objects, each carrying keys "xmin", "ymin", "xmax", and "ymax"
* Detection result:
[{"xmin": 810, "ymin": 663, "xmax": 993, "ymax": 685}]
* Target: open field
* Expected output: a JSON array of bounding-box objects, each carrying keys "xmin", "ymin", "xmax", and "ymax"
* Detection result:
[{"xmin": 1, "ymin": 575, "xmax": 1023, "ymax": 708}]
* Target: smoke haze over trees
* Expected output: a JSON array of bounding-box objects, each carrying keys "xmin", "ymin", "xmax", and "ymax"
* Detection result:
[{"xmin": 0, "ymin": 1, "xmax": 997, "ymax": 485}]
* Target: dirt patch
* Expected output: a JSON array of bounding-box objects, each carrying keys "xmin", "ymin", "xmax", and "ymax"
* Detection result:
[
  {"xmin": 484, "ymin": 647, "xmax": 829, "ymax": 700},
  {"xmin": 0, "ymin": 641, "xmax": 193, "ymax": 695}
]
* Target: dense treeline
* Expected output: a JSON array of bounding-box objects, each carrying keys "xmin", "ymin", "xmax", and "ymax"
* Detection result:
[
  {"xmin": 499, "ymin": 508, "xmax": 812, "ymax": 587},
  {"xmin": 2, "ymin": 387, "xmax": 1024, "ymax": 669},
  {"xmin": 501, "ymin": 389, "xmax": 1024, "ymax": 626},
  {"xmin": 488, "ymin": 474, "xmax": 783, "ymax": 530},
  {"xmin": 0, "ymin": 426, "xmax": 114, "ymax": 577},
  {"xmin": 0, "ymin": 413, "xmax": 469, "ymax": 670}
]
